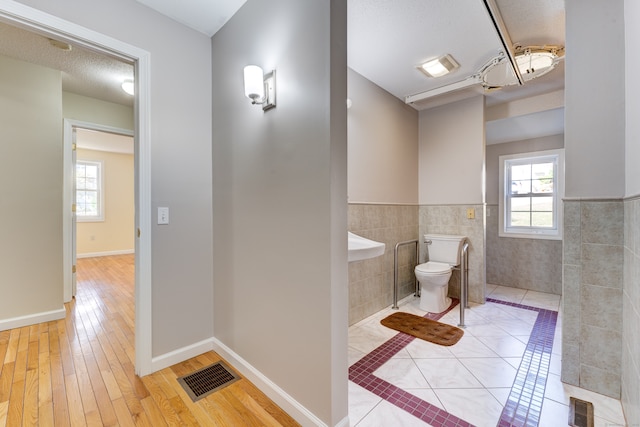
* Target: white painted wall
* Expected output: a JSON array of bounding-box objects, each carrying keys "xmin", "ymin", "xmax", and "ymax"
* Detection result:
[
  {"xmin": 348, "ymin": 68, "xmax": 418, "ymax": 204},
  {"xmin": 12, "ymin": 0, "xmax": 214, "ymax": 357},
  {"xmin": 211, "ymin": 1, "xmax": 348, "ymax": 425},
  {"xmin": 63, "ymin": 92, "xmax": 134, "ymax": 130},
  {"xmin": 565, "ymin": 0, "xmax": 625, "ymax": 198},
  {"xmin": 626, "ymin": 0, "xmax": 640, "ymax": 197},
  {"xmin": 419, "ymin": 95, "xmax": 485, "ymax": 205},
  {"xmin": 0, "ymin": 55, "xmax": 64, "ymax": 324}
]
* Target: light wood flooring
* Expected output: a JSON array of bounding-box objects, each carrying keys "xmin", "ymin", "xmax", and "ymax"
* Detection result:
[{"xmin": 0, "ymin": 255, "xmax": 300, "ymax": 426}]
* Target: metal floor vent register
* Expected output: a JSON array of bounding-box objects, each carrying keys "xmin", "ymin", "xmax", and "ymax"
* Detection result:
[
  {"xmin": 569, "ymin": 397, "xmax": 594, "ymax": 427},
  {"xmin": 177, "ymin": 361, "xmax": 240, "ymax": 402}
]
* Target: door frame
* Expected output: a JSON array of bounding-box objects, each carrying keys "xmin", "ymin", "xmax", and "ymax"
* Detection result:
[
  {"xmin": 63, "ymin": 120, "xmax": 135, "ymax": 301},
  {"xmin": 0, "ymin": 0, "xmax": 153, "ymax": 376}
]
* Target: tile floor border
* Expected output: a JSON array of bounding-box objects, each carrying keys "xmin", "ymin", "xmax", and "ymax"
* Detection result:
[{"xmin": 349, "ymin": 297, "xmax": 558, "ymax": 427}]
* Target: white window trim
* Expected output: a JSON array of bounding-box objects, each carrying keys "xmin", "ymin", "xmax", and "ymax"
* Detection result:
[
  {"xmin": 499, "ymin": 149, "xmax": 564, "ymax": 240},
  {"xmin": 76, "ymin": 159, "xmax": 105, "ymax": 222}
]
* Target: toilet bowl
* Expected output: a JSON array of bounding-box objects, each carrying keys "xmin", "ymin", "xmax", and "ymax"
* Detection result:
[{"xmin": 414, "ymin": 234, "xmax": 467, "ymax": 313}]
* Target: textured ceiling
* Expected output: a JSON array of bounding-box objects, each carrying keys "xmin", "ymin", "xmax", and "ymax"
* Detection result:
[
  {"xmin": 0, "ymin": 0, "xmax": 565, "ymax": 143},
  {"xmin": 0, "ymin": 21, "xmax": 134, "ymax": 107}
]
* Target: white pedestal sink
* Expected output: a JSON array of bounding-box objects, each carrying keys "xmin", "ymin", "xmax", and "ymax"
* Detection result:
[{"xmin": 348, "ymin": 232, "xmax": 385, "ymax": 262}]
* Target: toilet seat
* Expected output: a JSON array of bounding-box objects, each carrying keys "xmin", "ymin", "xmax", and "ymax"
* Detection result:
[{"xmin": 415, "ymin": 261, "xmax": 451, "ymax": 275}]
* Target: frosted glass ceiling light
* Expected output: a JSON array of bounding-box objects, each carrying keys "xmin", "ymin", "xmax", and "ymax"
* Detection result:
[
  {"xmin": 121, "ymin": 80, "xmax": 134, "ymax": 95},
  {"xmin": 481, "ymin": 45, "xmax": 564, "ymax": 88},
  {"xmin": 243, "ymin": 65, "xmax": 276, "ymax": 111},
  {"xmin": 418, "ymin": 54, "xmax": 459, "ymax": 78}
]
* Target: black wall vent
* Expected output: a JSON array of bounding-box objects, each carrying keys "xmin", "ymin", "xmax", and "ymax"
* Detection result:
[
  {"xmin": 569, "ymin": 396, "xmax": 594, "ymax": 427},
  {"xmin": 177, "ymin": 361, "xmax": 240, "ymax": 402}
]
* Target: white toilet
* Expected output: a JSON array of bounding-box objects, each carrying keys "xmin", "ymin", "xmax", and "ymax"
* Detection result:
[{"xmin": 414, "ymin": 234, "xmax": 467, "ymax": 313}]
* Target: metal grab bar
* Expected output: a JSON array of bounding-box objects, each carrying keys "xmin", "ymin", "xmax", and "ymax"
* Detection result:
[
  {"xmin": 392, "ymin": 239, "xmax": 419, "ymax": 309},
  {"xmin": 457, "ymin": 241, "xmax": 470, "ymax": 328}
]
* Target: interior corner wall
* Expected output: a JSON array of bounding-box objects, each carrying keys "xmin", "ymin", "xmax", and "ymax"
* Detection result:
[
  {"xmin": 13, "ymin": 0, "xmax": 214, "ymax": 358},
  {"xmin": 211, "ymin": 1, "xmax": 348, "ymax": 425},
  {"xmin": 0, "ymin": 55, "xmax": 64, "ymax": 323},
  {"xmin": 347, "ymin": 67, "xmax": 418, "ymax": 204},
  {"xmin": 562, "ymin": 0, "xmax": 626, "ymax": 399}
]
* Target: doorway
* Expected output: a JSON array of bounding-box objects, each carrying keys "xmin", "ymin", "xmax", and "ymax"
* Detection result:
[
  {"xmin": 63, "ymin": 122, "xmax": 135, "ymax": 300},
  {"xmin": 0, "ymin": 2, "xmax": 153, "ymax": 375}
]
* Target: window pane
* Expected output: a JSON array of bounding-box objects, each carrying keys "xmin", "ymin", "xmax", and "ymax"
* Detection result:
[
  {"xmin": 511, "ymin": 197, "xmax": 531, "ymax": 212},
  {"xmin": 85, "ymin": 165, "xmax": 97, "ymax": 178},
  {"xmin": 532, "ymin": 196, "xmax": 553, "ymax": 212},
  {"xmin": 511, "ymin": 180, "xmax": 531, "ymax": 194},
  {"xmin": 85, "ymin": 177, "xmax": 97, "ymax": 190},
  {"xmin": 532, "ymin": 212, "xmax": 553, "ymax": 227},
  {"xmin": 511, "ymin": 164, "xmax": 531, "ymax": 180},
  {"xmin": 510, "ymin": 212, "xmax": 530, "ymax": 227},
  {"xmin": 532, "ymin": 178, "xmax": 554, "ymax": 193}
]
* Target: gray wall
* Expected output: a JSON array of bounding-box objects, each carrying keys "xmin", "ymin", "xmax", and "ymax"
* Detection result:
[
  {"xmin": 211, "ymin": 1, "xmax": 348, "ymax": 425},
  {"xmin": 419, "ymin": 96, "xmax": 486, "ymax": 303},
  {"xmin": 14, "ymin": 0, "xmax": 215, "ymax": 358},
  {"xmin": 347, "ymin": 68, "xmax": 418, "ymax": 204},
  {"xmin": 347, "ymin": 68, "xmax": 419, "ymax": 325},
  {"xmin": 0, "ymin": 55, "xmax": 64, "ymax": 322},
  {"xmin": 485, "ymin": 135, "xmax": 564, "ymax": 294},
  {"xmin": 622, "ymin": 0, "xmax": 640, "ymax": 424},
  {"xmin": 563, "ymin": 0, "xmax": 626, "ymax": 399}
]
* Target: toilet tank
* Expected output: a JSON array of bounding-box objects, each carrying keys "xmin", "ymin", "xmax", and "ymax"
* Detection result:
[{"xmin": 425, "ymin": 234, "xmax": 467, "ymax": 265}]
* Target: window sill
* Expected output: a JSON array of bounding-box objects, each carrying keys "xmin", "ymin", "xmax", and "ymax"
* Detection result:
[{"xmin": 499, "ymin": 230, "xmax": 561, "ymax": 241}]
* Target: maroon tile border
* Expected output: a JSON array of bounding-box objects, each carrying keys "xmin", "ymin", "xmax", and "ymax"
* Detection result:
[{"xmin": 349, "ymin": 297, "xmax": 558, "ymax": 427}]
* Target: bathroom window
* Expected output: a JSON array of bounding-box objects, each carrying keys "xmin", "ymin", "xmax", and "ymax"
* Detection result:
[
  {"xmin": 499, "ymin": 149, "xmax": 564, "ymax": 240},
  {"xmin": 76, "ymin": 160, "xmax": 104, "ymax": 222}
]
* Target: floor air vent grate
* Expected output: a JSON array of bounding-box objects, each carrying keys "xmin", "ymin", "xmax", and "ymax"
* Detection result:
[
  {"xmin": 569, "ymin": 397, "xmax": 594, "ymax": 427},
  {"xmin": 177, "ymin": 361, "xmax": 240, "ymax": 402}
]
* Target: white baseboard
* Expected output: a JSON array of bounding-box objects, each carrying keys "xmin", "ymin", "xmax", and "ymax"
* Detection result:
[
  {"xmin": 211, "ymin": 337, "xmax": 330, "ymax": 427},
  {"xmin": 0, "ymin": 307, "xmax": 66, "ymax": 332},
  {"xmin": 150, "ymin": 338, "xmax": 215, "ymax": 373},
  {"xmin": 77, "ymin": 249, "xmax": 135, "ymax": 258}
]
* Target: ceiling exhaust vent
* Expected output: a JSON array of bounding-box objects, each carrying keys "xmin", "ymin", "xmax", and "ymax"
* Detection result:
[{"xmin": 177, "ymin": 361, "xmax": 240, "ymax": 402}]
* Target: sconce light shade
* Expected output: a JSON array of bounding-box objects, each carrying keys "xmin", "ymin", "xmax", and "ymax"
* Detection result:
[
  {"xmin": 121, "ymin": 79, "xmax": 134, "ymax": 95},
  {"xmin": 243, "ymin": 65, "xmax": 276, "ymax": 111},
  {"xmin": 244, "ymin": 65, "xmax": 265, "ymax": 102}
]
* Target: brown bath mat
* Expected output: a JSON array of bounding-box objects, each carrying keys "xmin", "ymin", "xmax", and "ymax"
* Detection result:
[{"xmin": 380, "ymin": 312, "xmax": 464, "ymax": 346}]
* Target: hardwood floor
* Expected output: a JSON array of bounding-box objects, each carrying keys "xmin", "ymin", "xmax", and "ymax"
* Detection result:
[{"xmin": 0, "ymin": 255, "xmax": 300, "ymax": 426}]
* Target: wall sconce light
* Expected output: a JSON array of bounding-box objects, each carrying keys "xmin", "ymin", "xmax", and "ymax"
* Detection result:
[
  {"xmin": 121, "ymin": 79, "xmax": 135, "ymax": 96},
  {"xmin": 243, "ymin": 65, "xmax": 276, "ymax": 111}
]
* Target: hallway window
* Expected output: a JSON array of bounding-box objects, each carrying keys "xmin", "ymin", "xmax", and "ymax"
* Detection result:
[
  {"xmin": 76, "ymin": 160, "xmax": 104, "ymax": 221},
  {"xmin": 499, "ymin": 149, "xmax": 564, "ymax": 239}
]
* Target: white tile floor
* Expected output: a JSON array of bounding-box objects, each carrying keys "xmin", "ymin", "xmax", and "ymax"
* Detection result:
[{"xmin": 348, "ymin": 285, "xmax": 627, "ymax": 427}]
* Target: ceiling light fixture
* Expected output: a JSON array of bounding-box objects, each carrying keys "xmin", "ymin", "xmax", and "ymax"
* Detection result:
[
  {"xmin": 121, "ymin": 80, "xmax": 134, "ymax": 96},
  {"xmin": 480, "ymin": 45, "xmax": 564, "ymax": 88},
  {"xmin": 243, "ymin": 65, "xmax": 276, "ymax": 111},
  {"xmin": 418, "ymin": 54, "xmax": 460, "ymax": 78}
]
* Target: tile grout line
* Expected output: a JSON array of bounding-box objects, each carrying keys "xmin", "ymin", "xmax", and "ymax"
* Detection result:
[{"xmin": 350, "ymin": 297, "xmax": 558, "ymax": 427}]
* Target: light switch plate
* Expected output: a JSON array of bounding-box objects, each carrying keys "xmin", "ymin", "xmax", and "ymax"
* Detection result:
[{"xmin": 158, "ymin": 207, "xmax": 169, "ymax": 225}]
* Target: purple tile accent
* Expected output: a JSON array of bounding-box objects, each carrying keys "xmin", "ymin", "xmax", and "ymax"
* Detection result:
[
  {"xmin": 487, "ymin": 299, "xmax": 558, "ymax": 427},
  {"xmin": 350, "ymin": 296, "xmax": 559, "ymax": 427},
  {"xmin": 349, "ymin": 300, "xmax": 474, "ymax": 427}
]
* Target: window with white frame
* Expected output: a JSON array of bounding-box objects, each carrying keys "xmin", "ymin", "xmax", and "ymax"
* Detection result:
[
  {"xmin": 76, "ymin": 160, "xmax": 104, "ymax": 222},
  {"xmin": 499, "ymin": 149, "xmax": 564, "ymax": 239}
]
